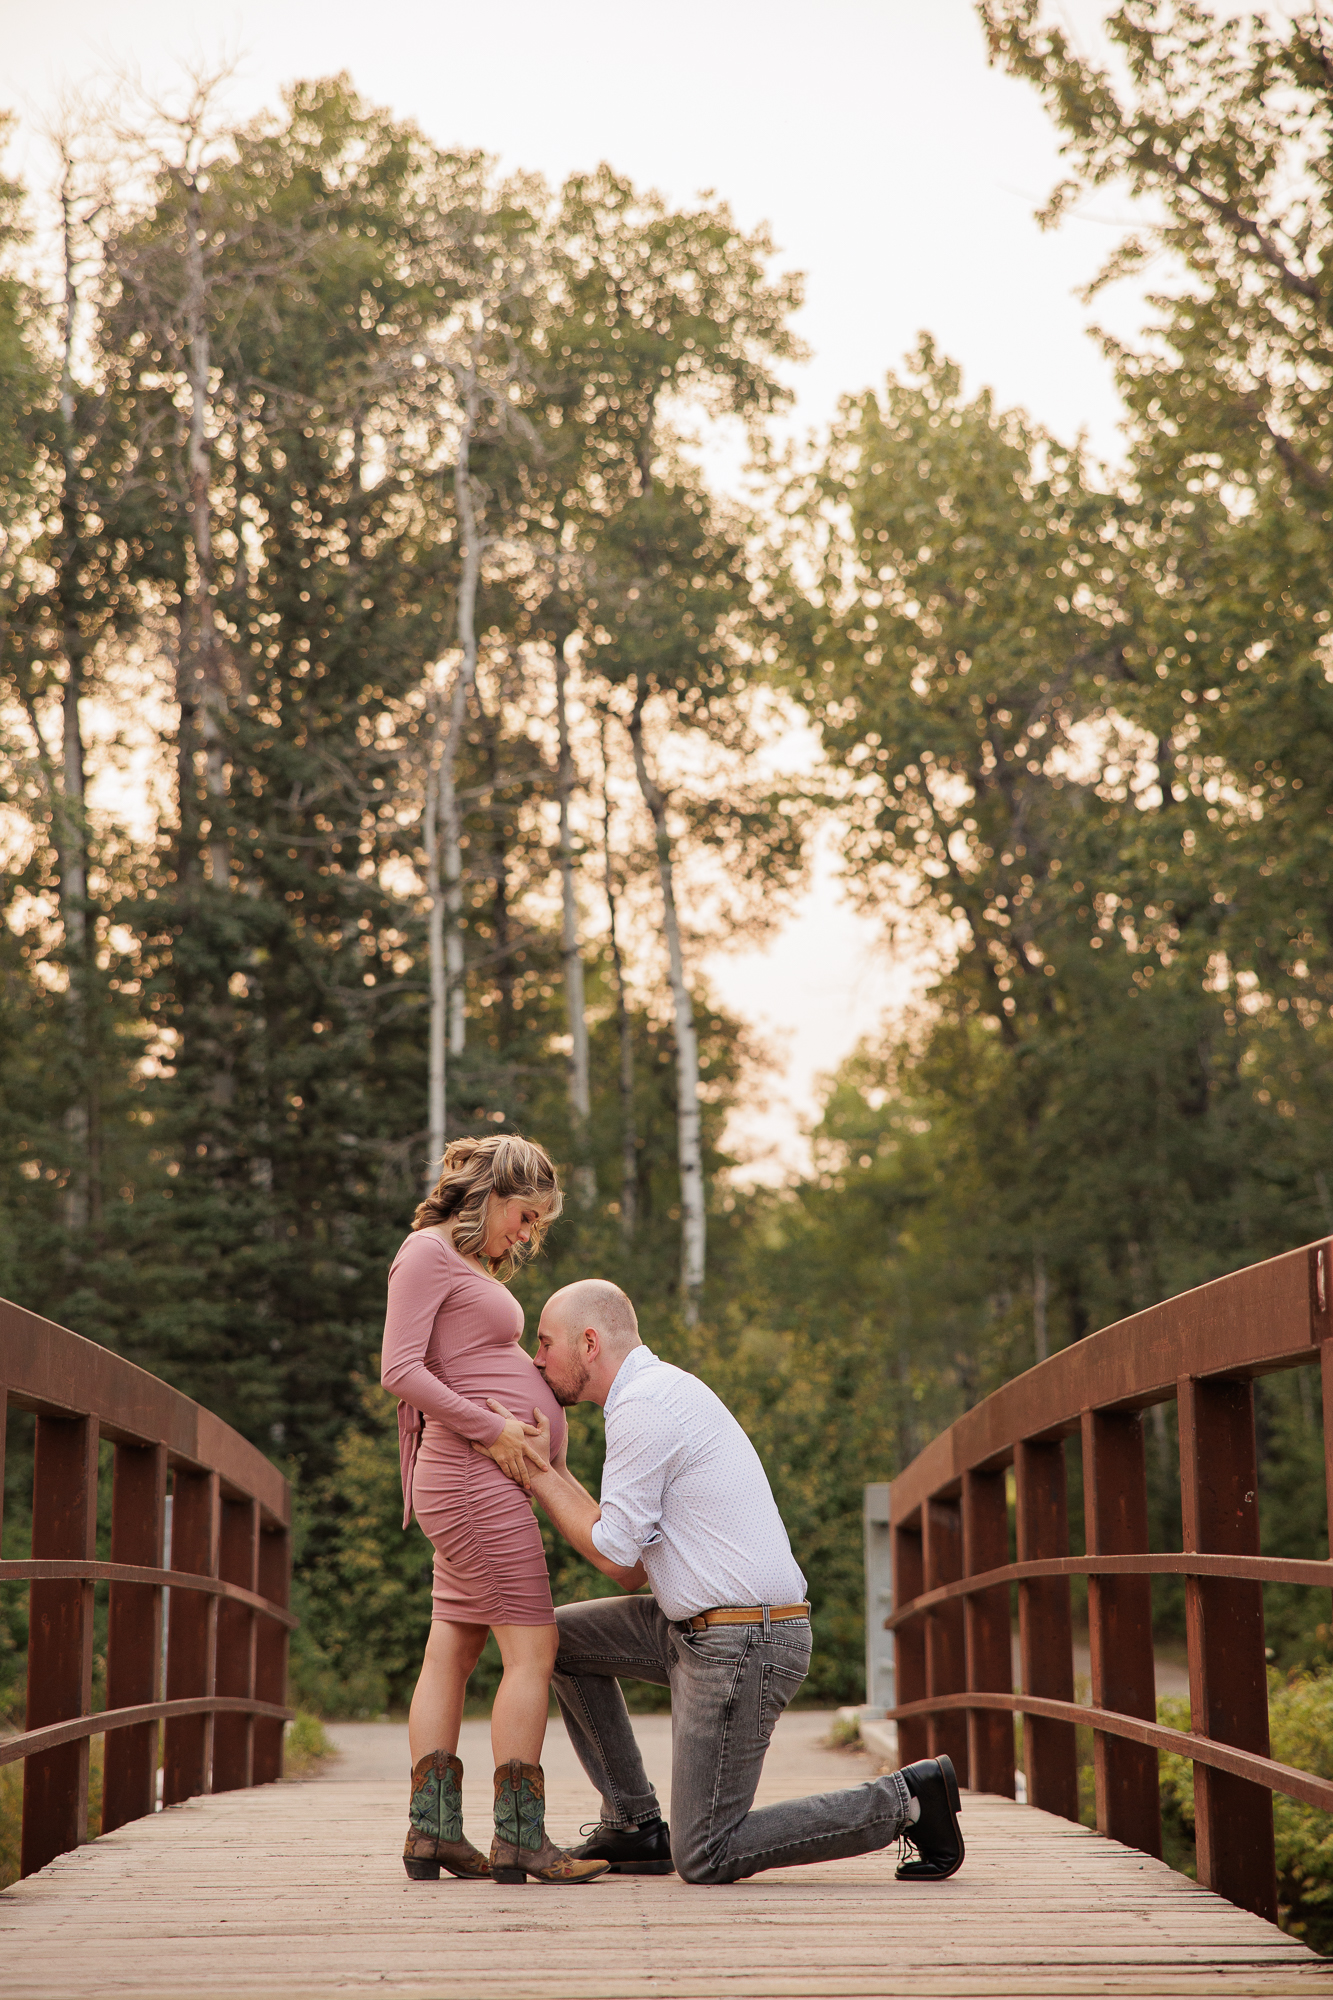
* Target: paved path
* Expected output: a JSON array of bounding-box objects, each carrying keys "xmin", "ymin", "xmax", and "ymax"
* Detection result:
[{"xmin": 2, "ymin": 1711, "xmax": 1328, "ymax": 1998}]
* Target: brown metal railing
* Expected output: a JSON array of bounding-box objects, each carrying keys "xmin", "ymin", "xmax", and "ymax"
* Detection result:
[
  {"xmin": 886, "ymin": 1235, "xmax": 1333, "ymax": 1924},
  {"xmin": 0, "ymin": 1297, "xmax": 294, "ymax": 1878}
]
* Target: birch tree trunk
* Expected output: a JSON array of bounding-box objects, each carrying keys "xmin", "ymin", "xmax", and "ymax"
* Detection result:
[
  {"xmin": 424, "ymin": 746, "xmax": 446, "ymax": 1186},
  {"xmin": 629, "ymin": 689, "xmax": 704, "ymax": 1319},
  {"xmin": 56, "ymin": 161, "xmax": 95, "ymax": 1232},
  {"xmin": 56, "ymin": 179, "xmax": 88, "ymax": 959},
  {"xmin": 554, "ymin": 634, "xmax": 593, "ymax": 1204},
  {"xmin": 600, "ymin": 716, "xmax": 637, "ymax": 1239},
  {"xmin": 425, "ymin": 377, "xmax": 483, "ymax": 1175},
  {"xmin": 182, "ymin": 173, "xmax": 229, "ymax": 890}
]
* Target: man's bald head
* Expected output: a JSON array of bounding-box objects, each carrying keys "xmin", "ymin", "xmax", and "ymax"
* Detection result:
[
  {"xmin": 546, "ymin": 1279, "xmax": 640, "ymax": 1353},
  {"xmin": 535, "ymin": 1280, "xmax": 641, "ymax": 1408}
]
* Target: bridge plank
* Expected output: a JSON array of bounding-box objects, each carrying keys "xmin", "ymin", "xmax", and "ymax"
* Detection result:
[{"xmin": 2, "ymin": 1712, "xmax": 1328, "ymax": 1998}]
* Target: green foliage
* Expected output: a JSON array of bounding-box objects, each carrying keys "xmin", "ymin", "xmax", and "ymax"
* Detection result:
[
  {"xmin": 1159, "ymin": 1671, "xmax": 1333, "ymax": 1954},
  {"xmin": 0, "ymin": 1761, "xmax": 21, "ymax": 1891},
  {"xmin": 0, "ymin": 1740, "xmax": 103, "ymax": 1893},
  {"xmin": 282, "ymin": 1711, "xmax": 336, "ymax": 1780}
]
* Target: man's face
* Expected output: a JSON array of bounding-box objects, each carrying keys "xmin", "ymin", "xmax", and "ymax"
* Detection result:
[{"xmin": 535, "ymin": 1309, "xmax": 592, "ymax": 1407}]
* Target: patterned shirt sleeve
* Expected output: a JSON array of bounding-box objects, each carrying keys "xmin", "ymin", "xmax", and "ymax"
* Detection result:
[{"xmin": 590, "ymin": 1388, "xmax": 688, "ymax": 1569}]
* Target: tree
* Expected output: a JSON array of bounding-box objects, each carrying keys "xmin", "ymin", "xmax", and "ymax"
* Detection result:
[
  {"xmin": 0, "ymin": 110, "xmax": 152, "ymax": 1245},
  {"xmin": 413, "ymin": 170, "xmax": 548, "ymax": 1176},
  {"xmin": 544, "ymin": 168, "xmax": 807, "ymax": 1318},
  {"xmin": 980, "ymin": 1, "xmax": 1333, "ymax": 1017},
  {"xmin": 793, "ymin": 331, "xmax": 1329, "ymax": 1367},
  {"xmin": 47, "ymin": 79, "xmax": 474, "ymax": 1469}
]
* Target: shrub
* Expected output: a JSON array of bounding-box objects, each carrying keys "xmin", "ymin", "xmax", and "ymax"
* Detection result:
[
  {"xmin": 283, "ymin": 1711, "xmax": 336, "ymax": 1780},
  {"xmin": 1158, "ymin": 1670, "xmax": 1333, "ymax": 1955}
]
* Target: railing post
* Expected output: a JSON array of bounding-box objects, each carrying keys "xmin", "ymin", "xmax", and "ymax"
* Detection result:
[
  {"xmin": 1014, "ymin": 1438, "xmax": 1079, "ymax": 1822},
  {"xmin": 103, "ymin": 1442, "xmax": 169, "ymax": 1833},
  {"xmin": 1317, "ymin": 1243, "xmax": 1333, "ymax": 1657},
  {"xmin": 253, "ymin": 1521, "xmax": 291, "ymax": 1784},
  {"xmin": 891, "ymin": 1513, "xmax": 928, "ymax": 1764},
  {"xmin": 213, "ymin": 1497, "xmax": 259, "ymax": 1792},
  {"xmin": 923, "ymin": 1496, "xmax": 969, "ymax": 1783},
  {"xmin": 962, "ymin": 1467, "xmax": 1015, "ymax": 1796},
  {"xmin": 21, "ymin": 1413, "xmax": 98, "ymax": 1877},
  {"xmin": 163, "ymin": 1467, "xmax": 220, "ymax": 1805},
  {"xmin": 1178, "ymin": 1375, "xmax": 1276, "ymax": 1921},
  {"xmin": 862, "ymin": 1483, "xmax": 895, "ymax": 1717},
  {"xmin": 1082, "ymin": 1409, "xmax": 1160, "ymax": 1856}
]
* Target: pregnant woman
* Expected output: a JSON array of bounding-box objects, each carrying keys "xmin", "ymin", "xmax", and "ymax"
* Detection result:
[{"xmin": 381, "ymin": 1133, "xmax": 607, "ymax": 1886}]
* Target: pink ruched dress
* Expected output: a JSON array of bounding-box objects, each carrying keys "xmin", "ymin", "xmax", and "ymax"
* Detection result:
[{"xmin": 381, "ymin": 1231, "xmax": 566, "ymax": 1627}]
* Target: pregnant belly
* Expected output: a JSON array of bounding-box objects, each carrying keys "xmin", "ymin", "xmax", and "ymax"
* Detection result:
[{"xmin": 430, "ymin": 1348, "xmax": 567, "ymax": 1456}]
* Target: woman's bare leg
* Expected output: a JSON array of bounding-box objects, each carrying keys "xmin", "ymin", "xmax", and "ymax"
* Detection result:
[
  {"xmin": 408, "ymin": 1619, "xmax": 488, "ymax": 1763},
  {"xmin": 490, "ymin": 1623, "xmax": 559, "ymax": 1766}
]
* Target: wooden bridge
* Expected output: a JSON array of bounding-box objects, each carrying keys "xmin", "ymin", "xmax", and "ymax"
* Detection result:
[{"xmin": 5, "ymin": 1244, "xmax": 1333, "ymax": 1997}]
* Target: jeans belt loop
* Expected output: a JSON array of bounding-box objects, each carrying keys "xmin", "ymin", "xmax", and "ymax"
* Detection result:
[{"xmin": 762, "ymin": 1603, "xmax": 771, "ymax": 1641}]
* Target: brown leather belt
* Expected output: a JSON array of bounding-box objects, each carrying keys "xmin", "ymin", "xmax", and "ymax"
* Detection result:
[{"xmin": 685, "ymin": 1602, "xmax": 811, "ymax": 1631}]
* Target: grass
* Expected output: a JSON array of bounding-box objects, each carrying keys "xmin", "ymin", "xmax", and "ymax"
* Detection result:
[{"xmin": 283, "ymin": 1712, "xmax": 336, "ymax": 1780}]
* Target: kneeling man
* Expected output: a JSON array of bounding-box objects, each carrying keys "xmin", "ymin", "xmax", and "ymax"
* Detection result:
[{"xmin": 508, "ymin": 1279, "xmax": 964, "ymax": 1887}]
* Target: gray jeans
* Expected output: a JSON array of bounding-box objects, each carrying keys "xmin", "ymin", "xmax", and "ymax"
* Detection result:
[{"xmin": 552, "ymin": 1595, "xmax": 911, "ymax": 1885}]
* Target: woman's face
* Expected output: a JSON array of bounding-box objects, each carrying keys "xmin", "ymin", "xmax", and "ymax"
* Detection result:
[{"xmin": 483, "ymin": 1192, "xmax": 546, "ymax": 1261}]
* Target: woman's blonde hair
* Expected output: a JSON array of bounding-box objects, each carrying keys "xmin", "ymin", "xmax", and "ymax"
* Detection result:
[{"xmin": 411, "ymin": 1133, "xmax": 562, "ymax": 1278}]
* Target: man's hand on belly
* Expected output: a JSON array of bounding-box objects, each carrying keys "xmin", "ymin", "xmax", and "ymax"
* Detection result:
[{"xmin": 504, "ymin": 1409, "xmax": 646, "ymax": 1590}]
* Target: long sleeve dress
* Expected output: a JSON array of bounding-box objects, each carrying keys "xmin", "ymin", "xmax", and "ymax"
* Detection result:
[{"xmin": 381, "ymin": 1229, "xmax": 567, "ymax": 1627}]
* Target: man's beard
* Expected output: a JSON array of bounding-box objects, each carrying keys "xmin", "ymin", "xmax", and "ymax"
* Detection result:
[{"xmin": 549, "ymin": 1354, "xmax": 590, "ymax": 1408}]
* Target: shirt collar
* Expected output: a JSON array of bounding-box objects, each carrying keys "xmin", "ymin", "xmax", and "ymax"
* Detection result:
[{"xmin": 603, "ymin": 1343, "xmax": 657, "ymax": 1418}]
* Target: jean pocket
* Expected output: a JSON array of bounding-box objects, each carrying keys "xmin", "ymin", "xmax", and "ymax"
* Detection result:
[
  {"xmin": 679, "ymin": 1625, "xmax": 749, "ymax": 1666},
  {"xmin": 758, "ymin": 1659, "xmax": 805, "ymax": 1742}
]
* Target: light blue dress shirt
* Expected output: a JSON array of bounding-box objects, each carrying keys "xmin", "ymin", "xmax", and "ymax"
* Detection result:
[{"xmin": 589, "ymin": 1346, "xmax": 807, "ymax": 1622}]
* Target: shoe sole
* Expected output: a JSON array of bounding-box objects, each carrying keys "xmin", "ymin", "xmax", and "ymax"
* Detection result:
[
  {"xmin": 604, "ymin": 1859, "xmax": 675, "ymax": 1875},
  {"xmin": 404, "ymin": 1858, "xmax": 490, "ymax": 1881},
  {"xmin": 895, "ymin": 1753, "xmax": 965, "ymax": 1882},
  {"xmin": 490, "ymin": 1867, "xmax": 608, "ymax": 1884}
]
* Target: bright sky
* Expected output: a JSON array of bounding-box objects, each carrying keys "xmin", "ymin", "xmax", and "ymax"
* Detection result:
[{"xmin": 3, "ymin": 0, "xmax": 1152, "ymax": 1178}]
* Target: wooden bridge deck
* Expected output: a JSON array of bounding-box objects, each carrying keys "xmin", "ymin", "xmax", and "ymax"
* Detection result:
[{"xmin": 3, "ymin": 1711, "xmax": 1329, "ymax": 2000}]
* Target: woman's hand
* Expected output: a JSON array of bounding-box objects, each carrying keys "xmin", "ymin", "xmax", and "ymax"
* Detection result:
[{"xmin": 472, "ymin": 1401, "xmax": 539, "ymax": 1490}]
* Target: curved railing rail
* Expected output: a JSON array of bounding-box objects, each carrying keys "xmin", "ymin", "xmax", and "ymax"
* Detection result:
[
  {"xmin": 885, "ymin": 1235, "xmax": 1333, "ymax": 1924},
  {"xmin": 1, "ymin": 1297, "xmax": 294, "ymax": 1878}
]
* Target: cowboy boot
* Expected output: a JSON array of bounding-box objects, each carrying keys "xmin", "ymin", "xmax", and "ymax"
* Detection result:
[
  {"xmin": 489, "ymin": 1759, "xmax": 610, "ymax": 1883},
  {"xmin": 403, "ymin": 1749, "xmax": 491, "ymax": 1880}
]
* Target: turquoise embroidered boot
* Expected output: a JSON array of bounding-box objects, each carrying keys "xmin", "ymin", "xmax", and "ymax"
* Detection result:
[
  {"xmin": 403, "ymin": 1749, "xmax": 490, "ymax": 1880},
  {"xmin": 490, "ymin": 1759, "xmax": 609, "ymax": 1883}
]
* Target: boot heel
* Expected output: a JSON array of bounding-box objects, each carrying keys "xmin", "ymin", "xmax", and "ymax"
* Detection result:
[
  {"xmin": 403, "ymin": 1856, "xmax": 441, "ymax": 1881},
  {"xmin": 491, "ymin": 1866, "xmax": 525, "ymax": 1884}
]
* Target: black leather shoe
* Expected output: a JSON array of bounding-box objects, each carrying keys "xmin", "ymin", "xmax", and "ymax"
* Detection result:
[
  {"xmin": 569, "ymin": 1816, "xmax": 674, "ymax": 1875},
  {"xmin": 895, "ymin": 1754, "xmax": 964, "ymax": 1881}
]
